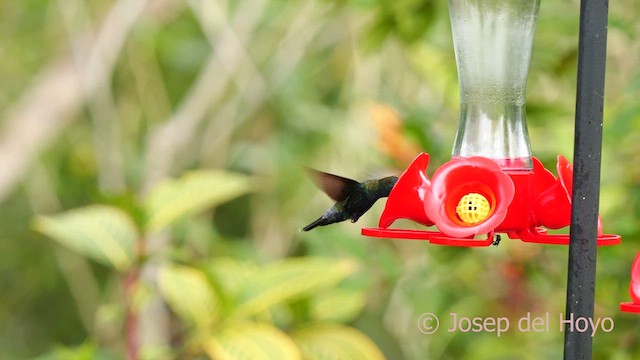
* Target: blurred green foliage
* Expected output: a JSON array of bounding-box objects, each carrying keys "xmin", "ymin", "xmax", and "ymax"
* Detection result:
[{"xmin": 1, "ymin": 0, "xmax": 639, "ymax": 359}]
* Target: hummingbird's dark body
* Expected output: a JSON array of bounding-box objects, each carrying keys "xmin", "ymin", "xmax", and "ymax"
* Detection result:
[{"xmin": 303, "ymin": 169, "xmax": 398, "ymax": 231}]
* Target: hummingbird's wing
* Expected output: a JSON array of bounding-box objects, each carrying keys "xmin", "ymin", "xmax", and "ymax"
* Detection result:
[{"xmin": 305, "ymin": 168, "xmax": 360, "ymax": 202}]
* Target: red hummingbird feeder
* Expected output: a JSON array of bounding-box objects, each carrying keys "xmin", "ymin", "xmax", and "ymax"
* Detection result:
[
  {"xmin": 620, "ymin": 251, "xmax": 640, "ymax": 313},
  {"xmin": 361, "ymin": 0, "xmax": 621, "ymax": 247}
]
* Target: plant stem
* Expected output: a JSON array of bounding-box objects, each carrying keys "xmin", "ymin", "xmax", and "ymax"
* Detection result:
[
  {"xmin": 126, "ymin": 234, "xmax": 147, "ymax": 360},
  {"xmin": 125, "ymin": 268, "xmax": 140, "ymax": 360}
]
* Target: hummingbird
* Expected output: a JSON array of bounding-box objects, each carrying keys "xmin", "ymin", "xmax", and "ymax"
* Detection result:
[{"xmin": 302, "ymin": 169, "xmax": 398, "ymax": 231}]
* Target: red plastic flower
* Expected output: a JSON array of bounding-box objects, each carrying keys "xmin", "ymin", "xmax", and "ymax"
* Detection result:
[
  {"xmin": 424, "ymin": 157, "xmax": 515, "ymax": 238},
  {"xmin": 533, "ymin": 155, "xmax": 605, "ymax": 234},
  {"xmin": 379, "ymin": 153, "xmax": 434, "ymax": 228},
  {"xmin": 532, "ymin": 156, "xmax": 571, "ymax": 229},
  {"xmin": 631, "ymin": 252, "xmax": 640, "ymax": 304}
]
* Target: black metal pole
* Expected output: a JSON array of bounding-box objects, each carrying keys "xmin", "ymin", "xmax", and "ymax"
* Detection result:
[{"xmin": 563, "ymin": 0, "xmax": 609, "ymax": 359}]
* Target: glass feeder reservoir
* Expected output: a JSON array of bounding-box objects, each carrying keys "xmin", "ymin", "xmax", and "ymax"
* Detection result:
[{"xmin": 449, "ymin": 0, "xmax": 540, "ymax": 170}]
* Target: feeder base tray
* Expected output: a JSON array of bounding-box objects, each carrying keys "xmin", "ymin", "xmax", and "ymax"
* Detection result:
[
  {"xmin": 620, "ymin": 302, "xmax": 640, "ymax": 313},
  {"xmin": 361, "ymin": 227, "xmax": 621, "ymax": 247}
]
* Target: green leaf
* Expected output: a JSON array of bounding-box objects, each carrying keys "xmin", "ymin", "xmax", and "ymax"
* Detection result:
[
  {"xmin": 232, "ymin": 258, "xmax": 358, "ymax": 319},
  {"xmin": 310, "ymin": 289, "xmax": 366, "ymax": 323},
  {"xmin": 204, "ymin": 322, "xmax": 301, "ymax": 360},
  {"xmin": 33, "ymin": 205, "xmax": 137, "ymax": 271},
  {"xmin": 33, "ymin": 342, "xmax": 118, "ymax": 360},
  {"xmin": 291, "ymin": 324, "xmax": 385, "ymax": 360},
  {"xmin": 206, "ymin": 258, "xmax": 259, "ymax": 297},
  {"xmin": 144, "ymin": 170, "xmax": 251, "ymax": 233},
  {"xmin": 157, "ymin": 265, "xmax": 218, "ymax": 330}
]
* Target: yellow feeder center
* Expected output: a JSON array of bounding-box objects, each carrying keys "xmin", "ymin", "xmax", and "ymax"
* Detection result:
[{"xmin": 456, "ymin": 193, "xmax": 491, "ymax": 225}]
